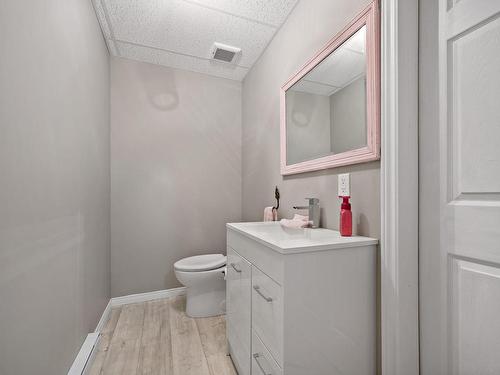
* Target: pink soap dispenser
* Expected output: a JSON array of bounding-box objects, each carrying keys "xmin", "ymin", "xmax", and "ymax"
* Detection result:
[{"xmin": 339, "ymin": 196, "xmax": 352, "ymax": 237}]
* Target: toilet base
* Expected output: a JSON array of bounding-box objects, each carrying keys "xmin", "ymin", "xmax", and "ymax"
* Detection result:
[
  {"xmin": 174, "ymin": 258, "xmax": 227, "ymax": 318},
  {"xmin": 186, "ymin": 283, "xmax": 226, "ymax": 318}
]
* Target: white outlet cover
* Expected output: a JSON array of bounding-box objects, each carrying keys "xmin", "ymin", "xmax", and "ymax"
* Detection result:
[{"xmin": 338, "ymin": 173, "xmax": 350, "ymax": 196}]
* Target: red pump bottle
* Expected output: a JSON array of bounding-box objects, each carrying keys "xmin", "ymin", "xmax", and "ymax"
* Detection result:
[{"xmin": 339, "ymin": 196, "xmax": 352, "ymax": 237}]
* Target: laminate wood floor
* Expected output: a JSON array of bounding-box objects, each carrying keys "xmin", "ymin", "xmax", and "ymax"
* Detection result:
[{"xmin": 88, "ymin": 295, "xmax": 237, "ymax": 375}]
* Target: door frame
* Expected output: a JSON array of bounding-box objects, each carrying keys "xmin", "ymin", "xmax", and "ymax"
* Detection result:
[{"xmin": 380, "ymin": 0, "xmax": 419, "ymax": 374}]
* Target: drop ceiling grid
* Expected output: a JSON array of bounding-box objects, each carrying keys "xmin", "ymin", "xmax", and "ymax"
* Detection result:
[{"xmin": 92, "ymin": 0, "xmax": 299, "ymax": 81}]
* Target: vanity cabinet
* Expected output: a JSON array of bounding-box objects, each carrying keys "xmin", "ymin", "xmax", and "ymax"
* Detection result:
[{"xmin": 226, "ymin": 222, "xmax": 378, "ymax": 375}]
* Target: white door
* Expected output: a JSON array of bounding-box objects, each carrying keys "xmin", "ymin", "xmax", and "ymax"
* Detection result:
[{"xmin": 420, "ymin": 1, "xmax": 500, "ymax": 374}]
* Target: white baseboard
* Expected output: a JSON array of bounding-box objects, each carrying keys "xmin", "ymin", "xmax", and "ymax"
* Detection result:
[
  {"xmin": 68, "ymin": 287, "xmax": 186, "ymax": 374},
  {"xmin": 94, "ymin": 300, "xmax": 112, "ymax": 333},
  {"xmin": 67, "ymin": 333, "xmax": 100, "ymax": 375},
  {"xmin": 110, "ymin": 287, "xmax": 187, "ymax": 307}
]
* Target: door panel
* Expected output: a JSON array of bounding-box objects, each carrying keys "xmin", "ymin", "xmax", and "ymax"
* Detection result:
[
  {"xmin": 449, "ymin": 259, "xmax": 500, "ymax": 375},
  {"xmin": 451, "ymin": 16, "xmax": 500, "ymax": 196},
  {"xmin": 420, "ymin": 0, "xmax": 500, "ymax": 373}
]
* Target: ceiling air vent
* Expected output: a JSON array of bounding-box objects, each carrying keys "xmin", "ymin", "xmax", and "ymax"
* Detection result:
[{"xmin": 211, "ymin": 42, "xmax": 241, "ymax": 63}]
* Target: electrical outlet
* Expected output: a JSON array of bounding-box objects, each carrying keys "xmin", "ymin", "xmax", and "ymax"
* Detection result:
[{"xmin": 338, "ymin": 173, "xmax": 350, "ymax": 196}]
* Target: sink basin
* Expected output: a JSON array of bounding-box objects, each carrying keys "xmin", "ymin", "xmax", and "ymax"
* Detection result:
[{"xmin": 226, "ymin": 221, "xmax": 378, "ymax": 254}]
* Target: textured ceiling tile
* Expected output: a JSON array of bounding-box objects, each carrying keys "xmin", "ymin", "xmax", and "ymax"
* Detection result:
[
  {"xmin": 186, "ymin": 0, "xmax": 299, "ymax": 27},
  {"xmin": 104, "ymin": 0, "xmax": 276, "ymax": 68},
  {"xmin": 291, "ymin": 80, "xmax": 339, "ymax": 96},
  {"xmin": 91, "ymin": 0, "xmax": 112, "ymax": 38},
  {"xmin": 116, "ymin": 41, "xmax": 249, "ymax": 81},
  {"xmin": 305, "ymin": 49, "xmax": 365, "ymax": 88},
  {"xmin": 93, "ymin": 0, "xmax": 298, "ymax": 80}
]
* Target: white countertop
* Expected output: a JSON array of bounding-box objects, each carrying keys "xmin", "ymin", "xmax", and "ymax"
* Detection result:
[{"xmin": 227, "ymin": 221, "xmax": 378, "ymax": 254}]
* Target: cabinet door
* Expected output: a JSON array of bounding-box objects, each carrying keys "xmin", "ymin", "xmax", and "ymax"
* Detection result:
[{"xmin": 227, "ymin": 247, "xmax": 252, "ymax": 375}]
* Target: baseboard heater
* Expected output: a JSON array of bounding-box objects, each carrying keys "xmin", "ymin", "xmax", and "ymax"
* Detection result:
[{"xmin": 67, "ymin": 332, "xmax": 101, "ymax": 375}]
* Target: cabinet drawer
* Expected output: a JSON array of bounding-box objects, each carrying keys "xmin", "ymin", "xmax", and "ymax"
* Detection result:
[
  {"xmin": 227, "ymin": 247, "xmax": 252, "ymax": 375},
  {"xmin": 227, "ymin": 229, "xmax": 284, "ymax": 284},
  {"xmin": 252, "ymin": 330, "xmax": 283, "ymax": 375},
  {"xmin": 252, "ymin": 266, "xmax": 283, "ymax": 366}
]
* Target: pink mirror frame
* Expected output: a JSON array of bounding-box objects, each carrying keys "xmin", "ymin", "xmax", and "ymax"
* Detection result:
[{"xmin": 280, "ymin": 1, "xmax": 380, "ymax": 175}]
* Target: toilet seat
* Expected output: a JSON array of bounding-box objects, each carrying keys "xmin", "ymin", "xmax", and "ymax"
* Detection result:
[{"xmin": 174, "ymin": 254, "xmax": 226, "ymax": 272}]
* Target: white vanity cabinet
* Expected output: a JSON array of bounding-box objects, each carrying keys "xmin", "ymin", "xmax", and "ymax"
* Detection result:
[{"xmin": 226, "ymin": 222, "xmax": 378, "ymax": 375}]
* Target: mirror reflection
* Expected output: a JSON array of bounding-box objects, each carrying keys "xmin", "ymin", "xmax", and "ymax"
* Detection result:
[{"xmin": 286, "ymin": 25, "xmax": 367, "ymax": 165}]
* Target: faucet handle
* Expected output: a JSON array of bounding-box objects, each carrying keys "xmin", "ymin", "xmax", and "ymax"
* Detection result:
[{"xmin": 305, "ymin": 198, "xmax": 319, "ymax": 205}]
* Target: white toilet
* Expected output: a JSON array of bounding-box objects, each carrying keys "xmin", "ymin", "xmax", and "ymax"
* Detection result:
[{"xmin": 174, "ymin": 253, "xmax": 226, "ymax": 318}]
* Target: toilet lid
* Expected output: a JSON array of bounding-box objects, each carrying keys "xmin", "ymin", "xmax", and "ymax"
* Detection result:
[{"xmin": 174, "ymin": 254, "xmax": 226, "ymax": 272}]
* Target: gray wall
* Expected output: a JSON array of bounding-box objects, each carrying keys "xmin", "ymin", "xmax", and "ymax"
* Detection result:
[
  {"xmin": 242, "ymin": 0, "xmax": 379, "ymax": 237},
  {"xmin": 0, "ymin": 1, "xmax": 110, "ymax": 374},
  {"xmin": 286, "ymin": 90, "xmax": 331, "ymax": 164},
  {"xmin": 331, "ymin": 77, "xmax": 367, "ymax": 154},
  {"xmin": 111, "ymin": 58, "xmax": 242, "ymax": 297}
]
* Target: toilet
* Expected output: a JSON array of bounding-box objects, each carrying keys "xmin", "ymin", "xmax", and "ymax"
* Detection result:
[{"xmin": 174, "ymin": 253, "xmax": 226, "ymax": 318}]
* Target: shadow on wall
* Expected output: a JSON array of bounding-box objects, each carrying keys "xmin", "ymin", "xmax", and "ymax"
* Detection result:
[
  {"xmin": 137, "ymin": 64, "xmax": 179, "ymax": 111},
  {"xmin": 357, "ymin": 213, "xmax": 370, "ymax": 237},
  {"xmin": 282, "ymin": 159, "xmax": 379, "ymax": 181}
]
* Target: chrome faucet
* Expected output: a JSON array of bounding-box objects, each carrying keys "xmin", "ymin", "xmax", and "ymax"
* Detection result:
[{"xmin": 293, "ymin": 198, "xmax": 320, "ymax": 228}]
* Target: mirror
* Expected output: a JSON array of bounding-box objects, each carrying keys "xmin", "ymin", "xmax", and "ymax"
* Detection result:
[
  {"xmin": 286, "ymin": 26, "xmax": 367, "ymax": 165},
  {"xmin": 280, "ymin": 2, "xmax": 379, "ymax": 175}
]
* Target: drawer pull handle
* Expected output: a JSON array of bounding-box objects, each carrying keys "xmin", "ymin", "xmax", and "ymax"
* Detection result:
[
  {"xmin": 230, "ymin": 263, "xmax": 242, "ymax": 273},
  {"xmin": 253, "ymin": 353, "xmax": 272, "ymax": 375},
  {"xmin": 253, "ymin": 285, "xmax": 273, "ymax": 302}
]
